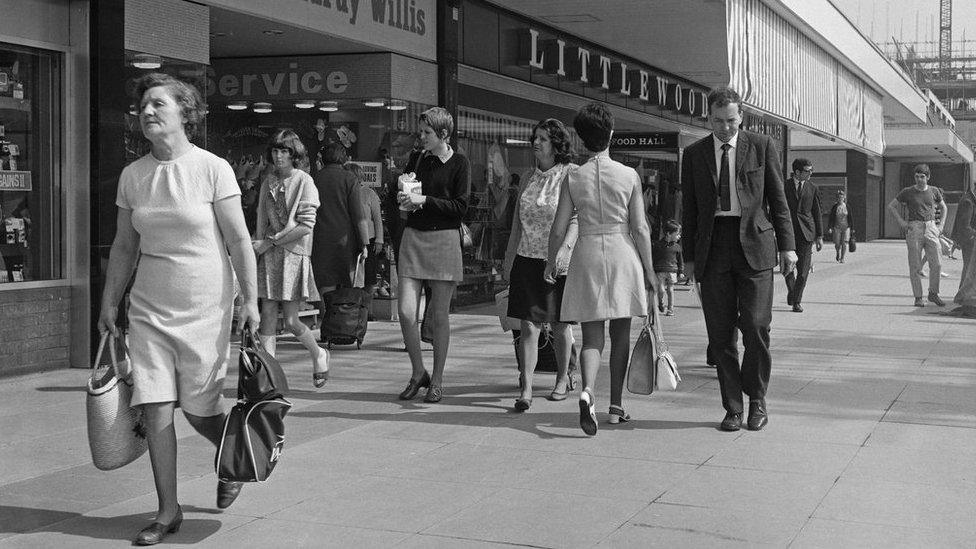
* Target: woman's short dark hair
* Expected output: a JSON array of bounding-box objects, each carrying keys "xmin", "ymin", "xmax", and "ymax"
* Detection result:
[
  {"xmin": 322, "ymin": 142, "xmax": 348, "ymax": 165},
  {"xmin": 531, "ymin": 118, "xmax": 573, "ymax": 164},
  {"xmin": 707, "ymin": 86, "xmax": 743, "ymax": 112},
  {"xmin": 266, "ymin": 129, "xmax": 309, "ymax": 171},
  {"xmin": 134, "ymin": 73, "xmax": 206, "ymax": 139},
  {"xmin": 419, "ymin": 107, "xmax": 454, "ymax": 141},
  {"xmin": 914, "ymin": 163, "xmax": 931, "ymax": 176},
  {"xmin": 573, "ymin": 103, "xmax": 614, "ymax": 152}
]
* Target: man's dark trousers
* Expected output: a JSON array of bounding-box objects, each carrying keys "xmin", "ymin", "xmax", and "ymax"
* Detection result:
[
  {"xmin": 701, "ymin": 217, "xmax": 773, "ymax": 415},
  {"xmin": 786, "ymin": 238, "xmax": 813, "ymax": 305}
]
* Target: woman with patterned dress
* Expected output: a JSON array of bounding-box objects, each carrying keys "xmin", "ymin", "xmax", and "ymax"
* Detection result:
[
  {"xmin": 97, "ymin": 74, "xmax": 259, "ymax": 544},
  {"xmin": 502, "ymin": 118, "xmax": 578, "ymax": 411},
  {"xmin": 548, "ymin": 103, "xmax": 655, "ymax": 436},
  {"xmin": 253, "ymin": 130, "xmax": 330, "ymax": 387}
]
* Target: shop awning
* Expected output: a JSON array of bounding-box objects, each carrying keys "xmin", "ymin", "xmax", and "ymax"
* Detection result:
[{"xmin": 884, "ymin": 128, "xmax": 975, "ymax": 164}]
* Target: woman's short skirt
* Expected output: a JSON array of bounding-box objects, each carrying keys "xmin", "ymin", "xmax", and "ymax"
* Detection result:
[
  {"xmin": 507, "ymin": 255, "xmax": 566, "ymax": 323},
  {"xmin": 398, "ymin": 227, "xmax": 463, "ymax": 282}
]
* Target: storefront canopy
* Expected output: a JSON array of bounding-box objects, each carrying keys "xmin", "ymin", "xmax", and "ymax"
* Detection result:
[{"xmin": 489, "ymin": 0, "xmax": 929, "ymax": 153}]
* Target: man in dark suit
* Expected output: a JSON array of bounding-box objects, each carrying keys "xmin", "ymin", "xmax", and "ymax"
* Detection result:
[
  {"xmin": 681, "ymin": 87, "xmax": 796, "ymax": 432},
  {"xmin": 783, "ymin": 158, "xmax": 823, "ymax": 313}
]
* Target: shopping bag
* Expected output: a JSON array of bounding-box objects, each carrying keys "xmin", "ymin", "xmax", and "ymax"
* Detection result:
[
  {"xmin": 238, "ymin": 327, "xmax": 289, "ymax": 401},
  {"xmin": 352, "ymin": 252, "xmax": 366, "ymax": 288},
  {"xmin": 626, "ymin": 319, "xmax": 658, "ymax": 395},
  {"xmin": 86, "ymin": 333, "xmax": 148, "ymax": 471},
  {"xmin": 494, "ymin": 288, "xmax": 521, "ymax": 332},
  {"xmin": 848, "ymin": 231, "xmax": 857, "ymax": 253},
  {"xmin": 215, "ymin": 396, "xmax": 292, "ymax": 482}
]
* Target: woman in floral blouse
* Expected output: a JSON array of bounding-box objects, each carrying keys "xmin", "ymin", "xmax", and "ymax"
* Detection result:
[{"xmin": 502, "ymin": 118, "xmax": 578, "ymax": 411}]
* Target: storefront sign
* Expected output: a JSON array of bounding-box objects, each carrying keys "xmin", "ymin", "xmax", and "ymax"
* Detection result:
[
  {"xmin": 208, "ymin": 55, "xmax": 380, "ymax": 101},
  {"xmin": 519, "ymin": 28, "xmax": 709, "ymax": 118},
  {"xmin": 347, "ymin": 161, "xmax": 382, "ymax": 188},
  {"xmin": 609, "ymin": 132, "xmax": 679, "ymax": 151},
  {"xmin": 200, "ymin": 0, "xmax": 436, "ymax": 61},
  {"xmin": 0, "ymin": 170, "xmax": 30, "ymax": 191}
]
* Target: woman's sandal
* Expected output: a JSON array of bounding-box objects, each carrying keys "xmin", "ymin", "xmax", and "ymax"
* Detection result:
[
  {"xmin": 313, "ymin": 348, "xmax": 330, "ymax": 388},
  {"xmin": 608, "ymin": 405, "xmax": 631, "ymax": 424},
  {"xmin": 579, "ymin": 389, "xmax": 598, "ymax": 436},
  {"xmin": 548, "ymin": 376, "xmax": 571, "ymax": 401},
  {"xmin": 514, "ymin": 397, "xmax": 532, "ymax": 411}
]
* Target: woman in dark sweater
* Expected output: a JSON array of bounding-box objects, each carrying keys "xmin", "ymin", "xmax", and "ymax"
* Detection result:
[{"xmin": 396, "ymin": 107, "xmax": 471, "ymax": 403}]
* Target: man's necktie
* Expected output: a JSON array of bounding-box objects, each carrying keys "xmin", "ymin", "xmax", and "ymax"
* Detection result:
[{"xmin": 719, "ymin": 143, "xmax": 731, "ymax": 211}]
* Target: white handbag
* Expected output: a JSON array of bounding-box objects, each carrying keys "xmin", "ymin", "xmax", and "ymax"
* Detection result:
[{"xmin": 86, "ymin": 333, "xmax": 148, "ymax": 471}]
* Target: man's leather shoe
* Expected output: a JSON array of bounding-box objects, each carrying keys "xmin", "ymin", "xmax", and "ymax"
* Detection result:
[
  {"xmin": 792, "ymin": 304, "xmax": 803, "ymax": 313},
  {"xmin": 217, "ymin": 481, "xmax": 244, "ymax": 509},
  {"xmin": 720, "ymin": 412, "xmax": 742, "ymax": 431},
  {"xmin": 747, "ymin": 400, "xmax": 768, "ymax": 431}
]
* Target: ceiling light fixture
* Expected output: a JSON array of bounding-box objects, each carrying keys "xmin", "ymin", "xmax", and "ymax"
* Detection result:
[
  {"xmin": 363, "ymin": 98, "xmax": 386, "ymax": 108},
  {"xmin": 252, "ymin": 102, "xmax": 272, "ymax": 113},
  {"xmin": 318, "ymin": 100, "xmax": 339, "ymax": 112},
  {"xmin": 227, "ymin": 101, "xmax": 249, "ymax": 111},
  {"xmin": 131, "ymin": 54, "xmax": 162, "ymax": 70},
  {"xmin": 294, "ymin": 100, "xmax": 315, "ymax": 109},
  {"xmin": 386, "ymin": 100, "xmax": 407, "ymax": 111}
]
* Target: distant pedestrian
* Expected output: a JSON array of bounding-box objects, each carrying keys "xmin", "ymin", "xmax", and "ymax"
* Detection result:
[
  {"xmin": 312, "ymin": 142, "xmax": 370, "ymax": 295},
  {"xmin": 886, "ymin": 164, "xmax": 948, "ymax": 307},
  {"xmin": 97, "ymin": 73, "xmax": 258, "ymax": 544},
  {"xmin": 502, "ymin": 118, "xmax": 578, "ymax": 411},
  {"xmin": 827, "ymin": 190, "xmax": 853, "ymax": 263},
  {"xmin": 682, "ymin": 87, "xmax": 796, "ymax": 432},
  {"xmin": 652, "ymin": 220, "xmax": 683, "ymax": 316},
  {"xmin": 548, "ymin": 103, "xmax": 655, "ymax": 435},
  {"xmin": 951, "ymin": 180, "xmax": 976, "ymax": 316},
  {"xmin": 347, "ymin": 162, "xmax": 385, "ymax": 296},
  {"xmin": 783, "ymin": 158, "xmax": 823, "ymax": 313},
  {"xmin": 253, "ymin": 129, "xmax": 330, "ymax": 388},
  {"xmin": 396, "ymin": 107, "xmax": 471, "ymax": 403}
]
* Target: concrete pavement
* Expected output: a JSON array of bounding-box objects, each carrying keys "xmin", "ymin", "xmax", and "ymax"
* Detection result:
[{"xmin": 1, "ymin": 240, "xmax": 974, "ymax": 548}]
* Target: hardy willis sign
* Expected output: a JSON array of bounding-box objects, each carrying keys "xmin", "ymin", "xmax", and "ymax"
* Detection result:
[{"xmin": 201, "ymin": 0, "xmax": 436, "ymax": 61}]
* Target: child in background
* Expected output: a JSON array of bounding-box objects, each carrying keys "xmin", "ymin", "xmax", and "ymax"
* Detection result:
[{"xmin": 652, "ymin": 220, "xmax": 683, "ymax": 316}]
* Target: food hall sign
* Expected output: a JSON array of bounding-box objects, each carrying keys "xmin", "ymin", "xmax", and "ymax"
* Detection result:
[
  {"xmin": 519, "ymin": 28, "xmax": 709, "ymax": 119},
  {"xmin": 610, "ymin": 132, "xmax": 679, "ymax": 151}
]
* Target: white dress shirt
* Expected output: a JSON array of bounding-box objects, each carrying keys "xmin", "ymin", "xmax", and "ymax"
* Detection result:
[{"xmin": 713, "ymin": 132, "xmax": 742, "ymax": 217}]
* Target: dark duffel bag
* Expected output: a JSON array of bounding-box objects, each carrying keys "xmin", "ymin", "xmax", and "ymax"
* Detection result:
[
  {"xmin": 238, "ymin": 327, "xmax": 289, "ymax": 401},
  {"xmin": 215, "ymin": 396, "xmax": 292, "ymax": 483},
  {"xmin": 321, "ymin": 287, "xmax": 370, "ymax": 349}
]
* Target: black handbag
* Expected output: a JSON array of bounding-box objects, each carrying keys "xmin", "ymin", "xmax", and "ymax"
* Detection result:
[
  {"xmin": 215, "ymin": 396, "xmax": 291, "ymax": 482},
  {"xmin": 238, "ymin": 327, "xmax": 289, "ymax": 401},
  {"xmin": 216, "ymin": 327, "xmax": 292, "ymax": 483},
  {"xmin": 848, "ymin": 231, "xmax": 857, "ymax": 253}
]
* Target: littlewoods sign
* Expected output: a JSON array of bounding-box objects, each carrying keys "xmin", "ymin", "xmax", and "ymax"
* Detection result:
[{"xmin": 520, "ymin": 28, "xmax": 709, "ymax": 118}]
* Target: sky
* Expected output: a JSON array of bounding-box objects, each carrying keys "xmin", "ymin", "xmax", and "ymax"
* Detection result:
[{"xmin": 833, "ymin": 0, "xmax": 976, "ymax": 56}]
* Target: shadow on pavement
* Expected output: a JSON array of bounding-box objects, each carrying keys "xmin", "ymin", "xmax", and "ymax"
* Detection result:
[{"xmin": 0, "ymin": 505, "xmax": 222, "ymax": 543}]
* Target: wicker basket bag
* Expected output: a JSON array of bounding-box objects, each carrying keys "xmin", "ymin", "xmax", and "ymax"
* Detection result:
[{"xmin": 86, "ymin": 333, "xmax": 147, "ymax": 471}]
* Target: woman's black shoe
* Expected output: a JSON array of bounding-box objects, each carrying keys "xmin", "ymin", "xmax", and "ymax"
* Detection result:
[
  {"xmin": 398, "ymin": 371, "xmax": 430, "ymax": 400},
  {"xmin": 134, "ymin": 506, "xmax": 183, "ymax": 546}
]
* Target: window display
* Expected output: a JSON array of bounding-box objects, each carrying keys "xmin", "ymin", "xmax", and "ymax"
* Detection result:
[{"xmin": 0, "ymin": 43, "xmax": 62, "ymax": 283}]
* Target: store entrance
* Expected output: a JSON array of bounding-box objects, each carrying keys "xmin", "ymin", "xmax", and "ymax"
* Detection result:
[{"xmin": 608, "ymin": 133, "xmax": 680, "ymax": 239}]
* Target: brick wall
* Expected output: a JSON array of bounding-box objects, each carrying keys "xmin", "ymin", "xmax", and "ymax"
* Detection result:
[{"xmin": 0, "ymin": 287, "xmax": 72, "ymax": 376}]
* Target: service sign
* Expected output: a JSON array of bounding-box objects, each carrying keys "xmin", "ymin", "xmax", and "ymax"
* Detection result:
[
  {"xmin": 610, "ymin": 132, "xmax": 680, "ymax": 151},
  {"xmin": 0, "ymin": 170, "xmax": 31, "ymax": 191},
  {"xmin": 347, "ymin": 161, "xmax": 383, "ymax": 188}
]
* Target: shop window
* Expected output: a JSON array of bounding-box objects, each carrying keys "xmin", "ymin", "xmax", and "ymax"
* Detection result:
[{"xmin": 0, "ymin": 43, "xmax": 62, "ymax": 284}]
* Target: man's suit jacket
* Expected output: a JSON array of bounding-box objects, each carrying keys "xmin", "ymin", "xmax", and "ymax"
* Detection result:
[
  {"xmin": 681, "ymin": 130, "xmax": 794, "ymax": 279},
  {"xmin": 785, "ymin": 177, "xmax": 823, "ymax": 245}
]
